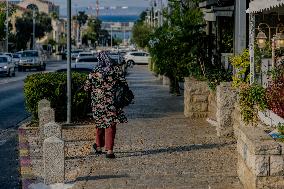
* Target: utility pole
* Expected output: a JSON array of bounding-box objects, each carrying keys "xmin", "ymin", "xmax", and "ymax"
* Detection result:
[
  {"xmin": 67, "ymin": 0, "xmax": 72, "ymax": 124},
  {"xmin": 6, "ymin": 0, "xmax": 9, "ymax": 52},
  {"xmin": 32, "ymin": 10, "xmax": 36, "ymax": 50},
  {"xmin": 110, "ymin": 25, "xmax": 113, "ymax": 48},
  {"xmin": 96, "ymin": 0, "xmax": 99, "ymax": 17}
]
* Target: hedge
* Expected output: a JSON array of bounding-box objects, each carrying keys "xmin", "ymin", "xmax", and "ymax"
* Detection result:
[{"xmin": 24, "ymin": 72, "xmax": 90, "ymax": 122}]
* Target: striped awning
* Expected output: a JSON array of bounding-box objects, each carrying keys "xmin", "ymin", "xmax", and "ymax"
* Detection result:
[{"xmin": 248, "ymin": 0, "xmax": 284, "ymax": 13}]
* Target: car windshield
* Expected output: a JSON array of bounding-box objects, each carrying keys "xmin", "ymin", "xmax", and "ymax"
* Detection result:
[
  {"xmin": 22, "ymin": 51, "xmax": 38, "ymax": 57},
  {"xmin": 13, "ymin": 54, "xmax": 20, "ymax": 58},
  {"xmin": 0, "ymin": 57, "xmax": 8, "ymax": 63},
  {"xmin": 78, "ymin": 57, "xmax": 98, "ymax": 62}
]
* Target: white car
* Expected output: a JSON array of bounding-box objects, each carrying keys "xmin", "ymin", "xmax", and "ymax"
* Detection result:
[
  {"xmin": 18, "ymin": 50, "xmax": 46, "ymax": 71},
  {"xmin": 0, "ymin": 55, "xmax": 16, "ymax": 77},
  {"xmin": 71, "ymin": 49, "xmax": 84, "ymax": 60},
  {"xmin": 77, "ymin": 52, "xmax": 94, "ymax": 59},
  {"xmin": 124, "ymin": 51, "xmax": 150, "ymax": 65},
  {"xmin": 12, "ymin": 53, "xmax": 22, "ymax": 67}
]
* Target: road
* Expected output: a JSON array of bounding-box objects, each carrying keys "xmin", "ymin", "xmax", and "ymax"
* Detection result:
[{"xmin": 0, "ymin": 60, "xmax": 65, "ymax": 188}]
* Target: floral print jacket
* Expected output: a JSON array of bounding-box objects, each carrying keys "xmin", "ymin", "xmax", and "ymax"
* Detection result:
[{"xmin": 84, "ymin": 65, "xmax": 128, "ymax": 128}]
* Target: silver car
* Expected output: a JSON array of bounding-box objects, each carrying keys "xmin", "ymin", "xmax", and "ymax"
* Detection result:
[
  {"xmin": 0, "ymin": 55, "xmax": 16, "ymax": 77},
  {"xmin": 18, "ymin": 50, "xmax": 46, "ymax": 71}
]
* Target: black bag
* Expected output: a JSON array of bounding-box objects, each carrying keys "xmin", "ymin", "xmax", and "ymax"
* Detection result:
[{"xmin": 114, "ymin": 81, "xmax": 134, "ymax": 109}]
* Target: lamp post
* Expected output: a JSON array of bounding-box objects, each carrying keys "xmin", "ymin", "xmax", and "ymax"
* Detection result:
[
  {"xmin": 32, "ymin": 10, "xmax": 36, "ymax": 50},
  {"xmin": 110, "ymin": 25, "xmax": 113, "ymax": 48},
  {"xmin": 67, "ymin": 0, "xmax": 72, "ymax": 124},
  {"xmin": 6, "ymin": 0, "xmax": 8, "ymax": 52}
]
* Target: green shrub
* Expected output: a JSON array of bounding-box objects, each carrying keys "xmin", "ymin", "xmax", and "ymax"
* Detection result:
[{"xmin": 24, "ymin": 72, "xmax": 90, "ymax": 122}]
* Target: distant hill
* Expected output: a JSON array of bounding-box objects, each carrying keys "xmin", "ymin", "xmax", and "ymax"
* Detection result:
[
  {"xmin": 98, "ymin": 15, "xmax": 139, "ymax": 23},
  {"xmin": 60, "ymin": 6, "xmax": 147, "ymax": 17}
]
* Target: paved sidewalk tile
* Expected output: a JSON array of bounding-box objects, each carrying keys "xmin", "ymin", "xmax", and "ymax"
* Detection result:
[{"xmin": 72, "ymin": 66, "xmax": 242, "ymax": 189}]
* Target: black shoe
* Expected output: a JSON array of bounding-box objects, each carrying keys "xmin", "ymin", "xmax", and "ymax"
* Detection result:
[
  {"xmin": 93, "ymin": 143, "xmax": 103, "ymax": 154},
  {"xmin": 106, "ymin": 153, "xmax": 116, "ymax": 159}
]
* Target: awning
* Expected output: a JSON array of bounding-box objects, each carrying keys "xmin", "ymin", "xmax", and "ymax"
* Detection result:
[{"xmin": 248, "ymin": 0, "xmax": 284, "ymax": 13}]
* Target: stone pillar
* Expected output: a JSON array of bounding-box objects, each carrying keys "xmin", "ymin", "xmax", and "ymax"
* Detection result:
[
  {"xmin": 38, "ymin": 100, "xmax": 55, "ymax": 140},
  {"xmin": 43, "ymin": 121, "xmax": 64, "ymax": 184},
  {"xmin": 216, "ymin": 82, "xmax": 237, "ymax": 137},
  {"xmin": 43, "ymin": 122, "xmax": 62, "ymax": 139},
  {"xmin": 43, "ymin": 136, "xmax": 65, "ymax": 185},
  {"xmin": 184, "ymin": 77, "xmax": 210, "ymax": 119}
]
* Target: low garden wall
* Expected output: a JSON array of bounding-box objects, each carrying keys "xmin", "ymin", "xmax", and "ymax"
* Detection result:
[
  {"xmin": 184, "ymin": 79, "xmax": 284, "ymax": 188},
  {"xmin": 19, "ymin": 99, "xmax": 96, "ymax": 188},
  {"xmin": 184, "ymin": 77, "xmax": 210, "ymax": 119},
  {"xmin": 233, "ymin": 106, "xmax": 284, "ymax": 189},
  {"xmin": 184, "ymin": 79, "xmax": 237, "ymax": 137}
]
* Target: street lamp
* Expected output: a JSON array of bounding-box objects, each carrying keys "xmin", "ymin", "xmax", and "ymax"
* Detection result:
[
  {"xmin": 275, "ymin": 32, "xmax": 284, "ymax": 48},
  {"xmin": 256, "ymin": 31, "xmax": 267, "ymax": 49}
]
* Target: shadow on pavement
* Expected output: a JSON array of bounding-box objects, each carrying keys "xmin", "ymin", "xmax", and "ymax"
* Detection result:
[
  {"xmin": 76, "ymin": 174, "xmax": 129, "ymax": 182},
  {"xmin": 115, "ymin": 142, "xmax": 236, "ymax": 158}
]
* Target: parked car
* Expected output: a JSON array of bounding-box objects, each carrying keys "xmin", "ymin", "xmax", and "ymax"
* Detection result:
[
  {"xmin": 76, "ymin": 56, "xmax": 98, "ymax": 63},
  {"xmin": 124, "ymin": 51, "xmax": 150, "ymax": 65},
  {"xmin": 56, "ymin": 62, "xmax": 98, "ymax": 73},
  {"xmin": 77, "ymin": 52, "xmax": 94, "ymax": 59},
  {"xmin": 3, "ymin": 53, "xmax": 13, "ymax": 62},
  {"xmin": 107, "ymin": 52, "xmax": 125, "ymax": 65},
  {"xmin": 12, "ymin": 53, "xmax": 22, "ymax": 67},
  {"xmin": 18, "ymin": 50, "xmax": 46, "ymax": 71},
  {"xmin": 0, "ymin": 55, "xmax": 16, "ymax": 77},
  {"xmin": 71, "ymin": 49, "xmax": 84, "ymax": 60}
]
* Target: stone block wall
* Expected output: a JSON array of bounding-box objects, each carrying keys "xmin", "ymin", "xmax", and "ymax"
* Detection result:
[
  {"xmin": 19, "ymin": 124, "xmax": 97, "ymax": 187},
  {"xmin": 216, "ymin": 82, "xmax": 237, "ymax": 137},
  {"xmin": 184, "ymin": 77, "xmax": 210, "ymax": 119},
  {"xmin": 19, "ymin": 100, "xmax": 97, "ymax": 188},
  {"xmin": 233, "ymin": 107, "xmax": 284, "ymax": 189},
  {"xmin": 208, "ymin": 91, "xmax": 217, "ymax": 121}
]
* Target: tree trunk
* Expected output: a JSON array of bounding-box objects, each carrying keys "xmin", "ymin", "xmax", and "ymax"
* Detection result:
[{"xmin": 169, "ymin": 76, "xmax": 181, "ymax": 96}]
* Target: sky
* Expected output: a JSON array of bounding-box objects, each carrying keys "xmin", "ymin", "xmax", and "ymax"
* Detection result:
[{"xmin": 53, "ymin": 0, "xmax": 150, "ymax": 9}]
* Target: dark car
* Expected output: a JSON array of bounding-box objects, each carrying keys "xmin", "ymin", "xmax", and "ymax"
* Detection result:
[{"xmin": 76, "ymin": 56, "xmax": 98, "ymax": 63}]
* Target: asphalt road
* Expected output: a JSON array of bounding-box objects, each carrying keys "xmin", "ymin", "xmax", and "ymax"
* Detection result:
[{"xmin": 0, "ymin": 60, "xmax": 66, "ymax": 188}]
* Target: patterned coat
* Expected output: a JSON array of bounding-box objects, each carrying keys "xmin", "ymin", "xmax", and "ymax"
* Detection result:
[{"xmin": 85, "ymin": 65, "xmax": 128, "ymax": 128}]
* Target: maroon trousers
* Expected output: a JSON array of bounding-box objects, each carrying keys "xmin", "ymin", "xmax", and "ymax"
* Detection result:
[{"xmin": 96, "ymin": 124, "xmax": 117, "ymax": 151}]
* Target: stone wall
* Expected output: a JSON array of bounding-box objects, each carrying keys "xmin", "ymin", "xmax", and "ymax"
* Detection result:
[
  {"xmin": 208, "ymin": 91, "xmax": 217, "ymax": 122},
  {"xmin": 216, "ymin": 82, "xmax": 237, "ymax": 137},
  {"xmin": 233, "ymin": 106, "xmax": 284, "ymax": 189},
  {"xmin": 184, "ymin": 77, "xmax": 210, "ymax": 119},
  {"xmin": 19, "ymin": 100, "xmax": 96, "ymax": 188}
]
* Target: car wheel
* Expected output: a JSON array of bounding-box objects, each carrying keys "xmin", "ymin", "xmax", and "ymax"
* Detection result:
[
  {"xmin": 12, "ymin": 68, "xmax": 16, "ymax": 77},
  {"xmin": 42, "ymin": 63, "xmax": 46, "ymax": 71},
  {"xmin": 7, "ymin": 69, "xmax": 11, "ymax": 77},
  {"xmin": 127, "ymin": 60, "xmax": 135, "ymax": 68}
]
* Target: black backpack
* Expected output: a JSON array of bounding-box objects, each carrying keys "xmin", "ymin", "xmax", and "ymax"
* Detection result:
[{"xmin": 114, "ymin": 81, "xmax": 134, "ymax": 109}]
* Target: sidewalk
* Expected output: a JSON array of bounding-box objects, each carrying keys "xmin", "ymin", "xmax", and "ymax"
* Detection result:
[{"xmin": 72, "ymin": 65, "xmax": 242, "ymax": 189}]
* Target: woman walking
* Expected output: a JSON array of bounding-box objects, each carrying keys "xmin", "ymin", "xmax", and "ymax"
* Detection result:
[{"xmin": 85, "ymin": 51, "xmax": 128, "ymax": 159}]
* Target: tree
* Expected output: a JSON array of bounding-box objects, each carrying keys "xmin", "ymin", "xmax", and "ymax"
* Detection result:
[
  {"xmin": 82, "ymin": 17, "xmax": 102, "ymax": 46},
  {"xmin": 132, "ymin": 22, "xmax": 152, "ymax": 48},
  {"xmin": 0, "ymin": 3, "xmax": 15, "ymax": 42},
  {"xmin": 73, "ymin": 11, "xmax": 88, "ymax": 27},
  {"xmin": 15, "ymin": 11, "xmax": 53, "ymax": 50},
  {"xmin": 0, "ymin": 11, "xmax": 5, "ymax": 41}
]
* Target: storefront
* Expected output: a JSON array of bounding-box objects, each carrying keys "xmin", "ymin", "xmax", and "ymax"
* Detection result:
[{"xmin": 247, "ymin": 0, "xmax": 284, "ymax": 86}]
